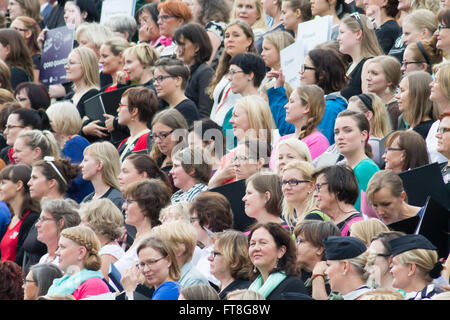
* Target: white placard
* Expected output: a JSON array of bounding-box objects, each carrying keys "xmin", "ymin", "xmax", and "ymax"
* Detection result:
[
  {"xmin": 297, "ymin": 15, "xmax": 333, "ymax": 57},
  {"xmin": 100, "ymin": 0, "xmax": 136, "ymax": 25},
  {"xmin": 280, "ymin": 40, "xmax": 304, "ymax": 89}
]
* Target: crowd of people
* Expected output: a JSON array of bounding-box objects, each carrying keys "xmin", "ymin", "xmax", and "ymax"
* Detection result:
[{"xmin": 0, "ymin": 0, "xmax": 449, "ymax": 302}]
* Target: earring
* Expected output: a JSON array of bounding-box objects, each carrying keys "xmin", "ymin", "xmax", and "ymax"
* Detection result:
[
  {"xmin": 253, "ymin": 265, "xmax": 257, "ymax": 273},
  {"xmin": 274, "ymin": 259, "xmax": 278, "ymax": 269},
  {"xmin": 248, "ymin": 78, "xmax": 251, "ymax": 82}
]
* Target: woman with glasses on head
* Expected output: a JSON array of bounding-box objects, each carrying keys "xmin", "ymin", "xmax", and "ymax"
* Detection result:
[
  {"xmin": 114, "ymin": 179, "xmax": 171, "ymax": 275},
  {"xmin": 156, "ymin": 0, "xmax": 193, "ymax": 58},
  {"xmin": 312, "ymin": 165, "xmax": 363, "ymax": 236},
  {"xmin": 153, "ymin": 58, "xmax": 200, "ymax": 127},
  {"xmin": 282, "ymin": 160, "xmax": 329, "ymax": 229},
  {"xmin": 0, "ymin": 164, "xmax": 40, "ymax": 267}
]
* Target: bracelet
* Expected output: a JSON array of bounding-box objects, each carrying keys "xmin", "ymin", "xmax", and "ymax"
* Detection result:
[{"xmin": 311, "ymin": 273, "xmax": 325, "ymax": 281}]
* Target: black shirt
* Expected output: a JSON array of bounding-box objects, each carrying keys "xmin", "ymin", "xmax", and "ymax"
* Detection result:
[
  {"xmin": 413, "ymin": 120, "xmax": 435, "ymax": 140},
  {"xmin": 173, "ymin": 98, "xmax": 200, "ymax": 126},
  {"xmin": 376, "ymin": 20, "xmax": 402, "ymax": 54},
  {"xmin": 341, "ymin": 58, "xmax": 370, "ymax": 101},
  {"xmin": 185, "ymin": 63, "xmax": 214, "ymax": 119},
  {"xmin": 219, "ymin": 278, "xmax": 250, "ymax": 300}
]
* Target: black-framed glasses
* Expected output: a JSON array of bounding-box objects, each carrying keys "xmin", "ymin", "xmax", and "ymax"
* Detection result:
[
  {"xmin": 154, "ymin": 75, "xmax": 175, "ymax": 83},
  {"xmin": 23, "ymin": 279, "xmax": 36, "ymax": 284},
  {"xmin": 137, "ymin": 256, "xmax": 166, "ymax": 269},
  {"xmin": 229, "ymin": 69, "xmax": 244, "ymax": 77},
  {"xmin": 210, "ymin": 251, "xmax": 222, "ymax": 259},
  {"xmin": 384, "ymin": 147, "xmax": 403, "ymax": 153},
  {"xmin": 402, "ymin": 60, "xmax": 425, "ymax": 67},
  {"xmin": 12, "ymin": 26, "xmax": 28, "ymax": 32},
  {"xmin": 437, "ymin": 24, "xmax": 450, "ymax": 32},
  {"xmin": 350, "ymin": 12, "xmax": 363, "ymax": 30},
  {"xmin": 281, "ymin": 179, "xmax": 311, "ymax": 187},
  {"xmin": 300, "ymin": 64, "xmax": 315, "ymax": 73},
  {"xmin": 158, "ymin": 14, "xmax": 176, "ymax": 22},
  {"xmin": 437, "ymin": 127, "xmax": 450, "ymax": 134},
  {"xmin": 4, "ymin": 124, "xmax": 24, "ymax": 130},
  {"xmin": 151, "ymin": 129, "xmax": 174, "ymax": 141},
  {"xmin": 189, "ymin": 216, "xmax": 199, "ymax": 224},
  {"xmin": 315, "ymin": 182, "xmax": 328, "ymax": 193}
]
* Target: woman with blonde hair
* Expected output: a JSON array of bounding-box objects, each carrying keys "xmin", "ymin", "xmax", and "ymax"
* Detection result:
[
  {"xmin": 401, "ymin": 8, "xmax": 438, "ymax": 47},
  {"xmin": 80, "ymin": 198, "xmax": 125, "ymax": 281},
  {"xmin": 7, "ymin": 0, "xmax": 42, "ymax": 25},
  {"xmin": 159, "ymin": 202, "xmax": 191, "ymax": 223},
  {"xmin": 80, "ymin": 141, "xmax": 124, "ymax": 210},
  {"xmin": 338, "ymin": 13, "xmax": 384, "ymax": 101},
  {"xmin": 231, "ymin": 0, "xmax": 267, "ymax": 40},
  {"xmin": 349, "ymin": 218, "xmax": 389, "ymax": 247},
  {"xmin": 47, "ymin": 226, "xmax": 110, "ymax": 300},
  {"xmin": 75, "ymin": 23, "xmax": 115, "ymax": 60},
  {"xmin": 274, "ymin": 138, "xmax": 312, "ymax": 174},
  {"xmin": 226, "ymin": 289, "xmax": 265, "ymax": 300},
  {"xmin": 179, "ymin": 284, "xmax": 220, "ymax": 300},
  {"xmin": 389, "ymin": 234, "xmax": 443, "ymax": 299},
  {"xmin": 12, "ymin": 129, "xmax": 60, "ymax": 166},
  {"xmin": 281, "ymin": 160, "xmax": 328, "ymax": 228}
]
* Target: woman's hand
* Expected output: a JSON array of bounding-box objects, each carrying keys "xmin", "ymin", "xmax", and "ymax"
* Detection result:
[
  {"xmin": 37, "ymin": 28, "xmax": 48, "ymax": 51},
  {"xmin": 121, "ymin": 264, "xmax": 141, "ymax": 294},
  {"xmin": 103, "ymin": 114, "xmax": 116, "ymax": 133},
  {"xmin": 312, "ymin": 261, "xmax": 328, "ymax": 275},
  {"xmin": 208, "ymin": 161, "xmax": 235, "ymax": 189},
  {"xmin": 266, "ymin": 70, "xmax": 285, "ymax": 89},
  {"xmin": 116, "ymin": 71, "xmax": 128, "ymax": 85},
  {"xmin": 82, "ymin": 120, "xmax": 109, "ymax": 138}
]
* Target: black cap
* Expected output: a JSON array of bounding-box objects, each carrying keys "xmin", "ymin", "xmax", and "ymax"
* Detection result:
[
  {"xmin": 389, "ymin": 234, "xmax": 437, "ymax": 257},
  {"xmin": 323, "ymin": 236, "xmax": 367, "ymax": 260}
]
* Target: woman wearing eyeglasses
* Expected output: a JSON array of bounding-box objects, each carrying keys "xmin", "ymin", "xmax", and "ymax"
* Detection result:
[
  {"xmin": 136, "ymin": 3, "xmax": 162, "ymax": 48},
  {"xmin": 436, "ymin": 112, "xmax": 450, "ymax": 183},
  {"xmin": 114, "ymin": 179, "xmax": 171, "ymax": 275},
  {"xmin": 153, "ymin": 58, "xmax": 200, "ymax": 127},
  {"xmin": 281, "ymin": 160, "xmax": 329, "ymax": 228},
  {"xmin": 401, "ymin": 39, "xmax": 442, "ymax": 75},
  {"xmin": 436, "ymin": 9, "xmax": 450, "ymax": 59}
]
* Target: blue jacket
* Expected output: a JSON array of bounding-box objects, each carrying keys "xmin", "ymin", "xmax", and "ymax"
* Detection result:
[{"xmin": 318, "ymin": 94, "xmax": 348, "ymax": 145}]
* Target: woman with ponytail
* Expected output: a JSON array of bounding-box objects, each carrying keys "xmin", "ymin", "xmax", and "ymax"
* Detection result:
[
  {"xmin": 47, "ymin": 226, "xmax": 110, "ymax": 300},
  {"xmin": 334, "ymin": 110, "xmax": 379, "ymax": 212},
  {"xmin": 12, "ymin": 129, "xmax": 60, "ymax": 166}
]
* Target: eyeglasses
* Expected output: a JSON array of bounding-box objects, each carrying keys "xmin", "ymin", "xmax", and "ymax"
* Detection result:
[
  {"xmin": 281, "ymin": 179, "xmax": 311, "ymax": 187},
  {"xmin": 437, "ymin": 24, "xmax": 450, "ymax": 32},
  {"xmin": 4, "ymin": 124, "xmax": 24, "ymax": 130},
  {"xmin": 118, "ymin": 103, "xmax": 129, "ymax": 110},
  {"xmin": 314, "ymin": 182, "xmax": 328, "ymax": 193},
  {"xmin": 137, "ymin": 256, "xmax": 166, "ymax": 270},
  {"xmin": 139, "ymin": 16, "xmax": 152, "ymax": 27},
  {"xmin": 300, "ymin": 64, "xmax": 315, "ymax": 73},
  {"xmin": 437, "ymin": 127, "xmax": 450, "ymax": 134},
  {"xmin": 12, "ymin": 27, "xmax": 28, "ymax": 32},
  {"xmin": 23, "ymin": 279, "xmax": 36, "ymax": 284},
  {"xmin": 350, "ymin": 12, "xmax": 363, "ymax": 30},
  {"xmin": 384, "ymin": 147, "xmax": 403, "ymax": 153},
  {"xmin": 158, "ymin": 14, "xmax": 176, "ymax": 22},
  {"xmin": 231, "ymin": 155, "xmax": 249, "ymax": 163},
  {"xmin": 37, "ymin": 216, "xmax": 55, "ymax": 223},
  {"xmin": 154, "ymin": 75, "xmax": 175, "ymax": 83},
  {"xmin": 229, "ymin": 69, "xmax": 244, "ymax": 77},
  {"xmin": 402, "ymin": 60, "xmax": 425, "ymax": 67},
  {"xmin": 189, "ymin": 216, "xmax": 199, "ymax": 224},
  {"xmin": 151, "ymin": 129, "xmax": 174, "ymax": 141},
  {"xmin": 210, "ymin": 251, "xmax": 222, "ymax": 259}
]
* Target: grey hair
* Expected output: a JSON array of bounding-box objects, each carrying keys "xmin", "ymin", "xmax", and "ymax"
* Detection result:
[
  {"xmin": 103, "ymin": 15, "xmax": 137, "ymax": 41},
  {"xmin": 40, "ymin": 198, "xmax": 81, "ymax": 232}
]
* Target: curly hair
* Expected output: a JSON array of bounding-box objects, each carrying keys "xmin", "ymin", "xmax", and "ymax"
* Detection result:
[{"xmin": 0, "ymin": 261, "xmax": 24, "ymax": 300}]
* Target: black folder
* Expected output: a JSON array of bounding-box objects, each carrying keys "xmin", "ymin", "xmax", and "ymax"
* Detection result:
[
  {"xmin": 398, "ymin": 162, "xmax": 450, "ymax": 210},
  {"xmin": 387, "ymin": 215, "xmax": 420, "ymax": 235},
  {"xmin": 209, "ymin": 179, "xmax": 256, "ymax": 232},
  {"xmin": 84, "ymin": 86, "xmax": 131, "ymax": 122}
]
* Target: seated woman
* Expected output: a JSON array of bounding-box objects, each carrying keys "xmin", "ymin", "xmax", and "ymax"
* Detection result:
[
  {"xmin": 248, "ymin": 222, "xmax": 309, "ymax": 299},
  {"xmin": 243, "ymin": 172, "xmax": 285, "ymax": 226},
  {"xmin": 395, "ymin": 71, "xmax": 439, "ymax": 138},
  {"xmin": 116, "ymin": 87, "xmax": 158, "ymax": 163},
  {"xmin": 334, "ymin": 110, "xmax": 379, "ymax": 212},
  {"xmin": 281, "ymin": 160, "xmax": 329, "ymax": 228},
  {"xmin": 45, "ymin": 101, "xmax": 93, "ymax": 203},
  {"xmin": 47, "ymin": 226, "xmax": 110, "ymax": 300},
  {"xmin": 312, "ymin": 165, "xmax": 363, "ymax": 236},
  {"xmin": 208, "ymin": 230, "xmax": 251, "ymax": 299},
  {"xmin": 382, "ymin": 130, "xmax": 429, "ymax": 173},
  {"xmin": 80, "ymin": 141, "xmax": 124, "ymax": 210},
  {"xmin": 174, "ymin": 23, "xmax": 215, "ymax": 119},
  {"xmin": 273, "ymin": 138, "xmax": 311, "ymax": 175},
  {"xmin": 347, "ymin": 93, "xmax": 392, "ymax": 167},
  {"xmin": 153, "ymin": 58, "xmax": 200, "ymax": 126},
  {"xmin": 12, "ymin": 129, "xmax": 60, "ymax": 166},
  {"xmin": 280, "ymin": 0, "xmax": 312, "ymax": 39},
  {"xmin": 389, "ymin": 234, "xmax": 444, "ymax": 299},
  {"xmin": 348, "ymin": 218, "xmax": 390, "ymax": 246},
  {"xmin": 294, "ymin": 220, "xmax": 340, "ymax": 298},
  {"xmin": 366, "ymin": 169, "xmax": 425, "ymax": 225},
  {"xmin": 321, "ymin": 236, "xmax": 372, "ymax": 300},
  {"xmin": 23, "ymin": 263, "xmax": 64, "ymax": 300},
  {"xmin": 14, "ymin": 82, "xmax": 50, "ymax": 110},
  {"xmin": 170, "ymin": 146, "xmax": 211, "ymax": 204},
  {"xmin": 79, "ymin": 198, "xmax": 125, "ymax": 281}
]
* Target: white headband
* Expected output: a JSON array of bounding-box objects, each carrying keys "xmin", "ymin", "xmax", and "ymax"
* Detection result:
[{"xmin": 43, "ymin": 156, "xmax": 68, "ymax": 186}]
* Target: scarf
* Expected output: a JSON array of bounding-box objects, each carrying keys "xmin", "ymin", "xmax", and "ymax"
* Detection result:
[
  {"xmin": 248, "ymin": 271, "xmax": 287, "ymax": 298},
  {"xmin": 47, "ymin": 269, "xmax": 104, "ymax": 295}
]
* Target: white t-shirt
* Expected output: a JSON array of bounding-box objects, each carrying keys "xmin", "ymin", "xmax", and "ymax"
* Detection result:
[
  {"xmin": 426, "ymin": 120, "xmax": 448, "ymax": 164},
  {"xmin": 99, "ymin": 244, "xmax": 125, "ymax": 261}
]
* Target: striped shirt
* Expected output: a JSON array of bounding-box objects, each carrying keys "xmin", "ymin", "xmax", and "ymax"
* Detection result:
[{"xmin": 171, "ymin": 183, "xmax": 208, "ymax": 204}]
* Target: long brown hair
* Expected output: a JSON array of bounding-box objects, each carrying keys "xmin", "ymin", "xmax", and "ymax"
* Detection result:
[{"xmin": 0, "ymin": 29, "xmax": 34, "ymax": 81}]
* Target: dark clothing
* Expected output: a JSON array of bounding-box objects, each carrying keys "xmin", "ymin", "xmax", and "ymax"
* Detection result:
[
  {"xmin": 82, "ymin": 187, "xmax": 124, "ymax": 211},
  {"xmin": 413, "ymin": 120, "xmax": 434, "ymax": 140},
  {"xmin": 46, "ymin": 4, "xmax": 66, "ymax": 29},
  {"xmin": 173, "ymin": 98, "xmax": 200, "ymax": 126},
  {"xmin": 100, "ymin": 71, "xmax": 113, "ymax": 89},
  {"xmin": 0, "ymin": 146, "xmax": 11, "ymax": 165},
  {"xmin": 266, "ymin": 275, "xmax": 310, "ymax": 300},
  {"xmin": 185, "ymin": 63, "xmax": 214, "ymax": 119},
  {"xmin": 14, "ymin": 211, "xmax": 40, "ymax": 268},
  {"xmin": 10, "ymin": 66, "xmax": 31, "ymax": 90},
  {"xmin": 72, "ymin": 88, "xmax": 101, "ymax": 119},
  {"xmin": 21, "ymin": 224, "xmax": 47, "ymax": 274},
  {"xmin": 255, "ymin": 24, "xmax": 295, "ymax": 54},
  {"xmin": 32, "ymin": 54, "xmax": 41, "ymax": 72},
  {"xmin": 337, "ymin": 213, "xmax": 363, "ymax": 236},
  {"xmin": 376, "ymin": 20, "xmax": 402, "ymax": 54},
  {"xmin": 388, "ymin": 33, "xmax": 405, "ymax": 62},
  {"xmin": 219, "ymin": 279, "xmax": 250, "ymax": 300},
  {"xmin": 341, "ymin": 58, "xmax": 369, "ymax": 101}
]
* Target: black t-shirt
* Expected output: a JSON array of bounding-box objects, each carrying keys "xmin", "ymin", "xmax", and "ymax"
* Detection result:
[
  {"xmin": 376, "ymin": 20, "xmax": 402, "ymax": 54},
  {"xmin": 413, "ymin": 120, "xmax": 434, "ymax": 140},
  {"xmin": 173, "ymin": 98, "xmax": 200, "ymax": 126},
  {"xmin": 388, "ymin": 33, "xmax": 405, "ymax": 63},
  {"xmin": 341, "ymin": 58, "xmax": 369, "ymax": 101}
]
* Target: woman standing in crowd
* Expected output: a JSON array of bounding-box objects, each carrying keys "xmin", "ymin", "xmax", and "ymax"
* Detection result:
[
  {"xmin": 135, "ymin": 3, "xmax": 161, "ymax": 48},
  {"xmin": 14, "ymin": 83, "xmax": 50, "ymax": 110},
  {"xmin": 401, "ymin": 39, "xmax": 442, "ymax": 75},
  {"xmin": 47, "ymin": 226, "xmax": 110, "ymax": 299},
  {"xmin": 395, "ymin": 71, "xmax": 439, "ymax": 138},
  {"xmin": 334, "ymin": 110, "xmax": 379, "ymax": 212},
  {"xmin": 338, "ymin": 13, "xmax": 383, "ymax": 101},
  {"xmin": 402, "ymin": 9, "xmax": 438, "ymax": 48},
  {"xmin": 363, "ymin": 55, "xmax": 401, "ymax": 131},
  {"xmin": 35, "ymin": 198, "xmax": 81, "ymax": 266},
  {"xmin": 310, "ymin": 0, "xmax": 353, "ymax": 39},
  {"xmin": 274, "ymin": 138, "xmax": 311, "ymax": 174},
  {"xmin": 0, "ymin": 164, "xmax": 39, "ymax": 266},
  {"xmin": 116, "ymin": 87, "xmax": 158, "ymax": 163},
  {"xmin": 436, "ymin": 9, "xmax": 450, "ymax": 59},
  {"xmin": 23, "ymin": 263, "xmax": 64, "ymax": 300},
  {"xmin": 99, "ymin": 37, "xmax": 132, "ymax": 92},
  {"xmin": 80, "ymin": 141, "xmax": 124, "ymax": 210},
  {"xmin": 382, "ymin": 130, "xmax": 429, "ymax": 173},
  {"xmin": 0, "ymin": 28, "xmax": 34, "ymax": 89},
  {"xmin": 231, "ymin": 0, "xmax": 267, "ymax": 40},
  {"xmin": 153, "ymin": 58, "xmax": 200, "ymax": 126},
  {"xmin": 313, "ymin": 165, "xmax": 363, "ymax": 236},
  {"xmin": 248, "ymin": 222, "xmax": 308, "ymax": 299},
  {"xmin": 366, "ymin": 169, "xmax": 425, "ymax": 225},
  {"xmin": 281, "ymin": 160, "xmax": 328, "ymax": 228},
  {"xmin": 12, "ymin": 129, "xmax": 60, "ymax": 166},
  {"xmin": 174, "ymin": 23, "xmax": 215, "ymax": 119},
  {"xmin": 280, "ymin": 0, "xmax": 312, "ymax": 40},
  {"xmin": 349, "ymin": 218, "xmax": 390, "ymax": 246},
  {"xmin": 209, "ymin": 230, "xmax": 251, "ymax": 299},
  {"xmin": 209, "ymin": 20, "xmax": 257, "ymax": 127},
  {"xmin": 80, "ymin": 198, "xmax": 125, "ymax": 281},
  {"xmin": 8, "ymin": 0, "xmax": 42, "ymax": 27}
]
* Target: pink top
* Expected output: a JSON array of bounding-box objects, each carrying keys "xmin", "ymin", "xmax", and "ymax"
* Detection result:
[
  {"xmin": 72, "ymin": 277, "xmax": 110, "ymax": 300},
  {"xmin": 269, "ymin": 131, "xmax": 330, "ymax": 168}
]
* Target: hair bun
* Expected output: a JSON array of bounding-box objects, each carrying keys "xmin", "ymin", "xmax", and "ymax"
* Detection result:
[{"xmin": 429, "ymin": 261, "xmax": 444, "ymax": 279}]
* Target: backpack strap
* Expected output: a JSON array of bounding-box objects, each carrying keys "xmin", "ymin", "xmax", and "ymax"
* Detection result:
[{"xmin": 340, "ymin": 216, "xmax": 363, "ymax": 236}]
